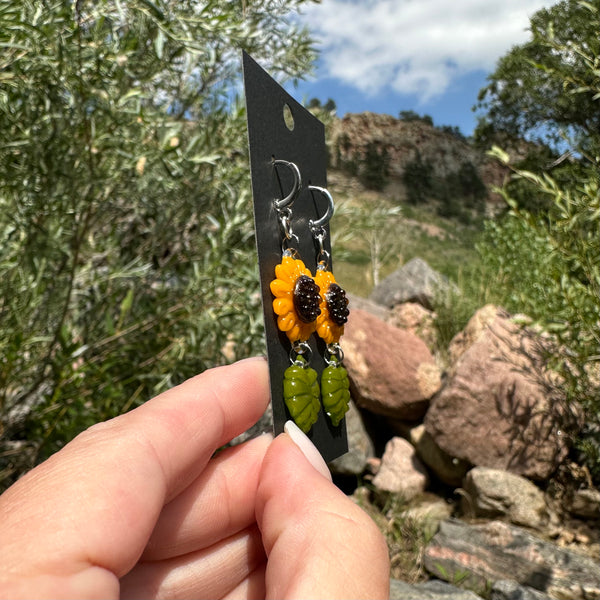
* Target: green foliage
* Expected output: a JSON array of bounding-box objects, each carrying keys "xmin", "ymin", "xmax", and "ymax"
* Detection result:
[
  {"xmin": 480, "ymin": 148, "xmax": 600, "ymax": 478},
  {"xmin": 353, "ymin": 488, "xmax": 433, "ymax": 582},
  {"xmin": 402, "ymin": 152, "xmax": 486, "ymax": 224},
  {"xmin": 439, "ymin": 125, "xmax": 466, "ymax": 142},
  {"xmin": 308, "ymin": 97, "xmax": 337, "ymax": 113},
  {"xmin": 475, "ymin": 0, "xmax": 600, "ymax": 155},
  {"xmin": 332, "ymin": 200, "xmax": 405, "ymax": 288},
  {"xmin": 431, "ymin": 264, "xmax": 493, "ymax": 363},
  {"xmin": 335, "ymin": 133, "xmax": 359, "ymax": 176},
  {"xmin": 358, "ymin": 141, "xmax": 390, "ymax": 191},
  {"xmin": 475, "ymin": 0, "xmax": 600, "ymax": 479},
  {"xmin": 402, "ymin": 152, "xmax": 434, "ymax": 205},
  {"xmin": 399, "ymin": 110, "xmax": 434, "ymax": 127},
  {"xmin": 0, "ymin": 0, "xmax": 316, "ymax": 480}
]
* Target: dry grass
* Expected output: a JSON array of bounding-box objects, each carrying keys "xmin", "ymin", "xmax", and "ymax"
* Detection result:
[{"xmin": 351, "ymin": 487, "xmax": 436, "ymax": 582}]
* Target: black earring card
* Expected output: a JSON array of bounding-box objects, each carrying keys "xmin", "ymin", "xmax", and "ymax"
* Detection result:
[{"xmin": 243, "ymin": 51, "xmax": 348, "ymax": 463}]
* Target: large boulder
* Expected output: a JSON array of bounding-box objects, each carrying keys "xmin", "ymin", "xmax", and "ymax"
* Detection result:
[
  {"xmin": 342, "ymin": 308, "xmax": 442, "ymax": 420},
  {"xmin": 370, "ymin": 257, "xmax": 451, "ymax": 309},
  {"xmin": 388, "ymin": 302, "xmax": 438, "ymax": 350},
  {"xmin": 447, "ymin": 304, "xmax": 503, "ymax": 366},
  {"xmin": 424, "ymin": 308, "xmax": 572, "ymax": 481},
  {"xmin": 347, "ymin": 292, "xmax": 391, "ymax": 321}
]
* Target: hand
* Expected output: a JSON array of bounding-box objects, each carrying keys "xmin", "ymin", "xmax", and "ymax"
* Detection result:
[{"xmin": 0, "ymin": 357, "xmax": 389, "ymax": 599}]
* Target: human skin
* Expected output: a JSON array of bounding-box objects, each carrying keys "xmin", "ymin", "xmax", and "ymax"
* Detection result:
[{"xmin": 0, "ymin": 357, "xmax": 389, "ymax": 599}]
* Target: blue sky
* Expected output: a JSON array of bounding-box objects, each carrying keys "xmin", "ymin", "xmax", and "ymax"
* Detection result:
[{"xmin": 286, "ymin": 0, "xmax": 555, "ymax": 136}]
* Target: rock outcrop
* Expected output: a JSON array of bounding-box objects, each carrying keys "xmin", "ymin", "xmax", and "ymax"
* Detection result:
[
  {"xmin": 424, "ymin": 519, "xmax": 600, "ymax": 600},
  {"xmin": 330, "ymin": 112, "xmax": 507, "ymax": 199}
]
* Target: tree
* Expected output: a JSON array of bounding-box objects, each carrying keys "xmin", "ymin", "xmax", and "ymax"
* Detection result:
[
  {"xmin": 399, "ymin": 110, "xmax": 434, "ymax": 126},
  {"xmin": 333, "ymin": 202, "xmax": 405, "ymax": 288},
  {"xmin": 476, "ymin": 1, "xmax": 600, "ymax": 480},
  {"xmin": 358, "ymin": 141, "xmax": 390, "ymax": 191},
  {"xmin": 402, "ymin": 152, "xmax": 433, "ymax": 205},
  {"xmin": 475, "ymin": 0, "xmax": 600, "ymax": 155},
  {"xmin": 0, "ymin": 0, "xmax": 317, "ymax": 484}
]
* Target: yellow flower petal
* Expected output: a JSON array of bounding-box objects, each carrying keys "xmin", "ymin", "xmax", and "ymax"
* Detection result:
[
  {"xmin": 273, "ymin": 297, "xmax": 294, "ymax": 315},
  {"xmin": 287, "ymin": 323, "xmax": 301, "ymax": 341},
  {"xmin": 278, "ymin": 312, "xmax": 295, "ymax": 332},
  {"xmin": 270, "ymin": 278, "xmax": 293, "ymax": 296}
]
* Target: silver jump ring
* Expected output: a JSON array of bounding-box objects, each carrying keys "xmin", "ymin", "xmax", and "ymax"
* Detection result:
[
  {"xmin": 290, "ymin": 340, "xmax": 312, "ymax": 366},
  {"xmin": 273, "ymin": 159, "xmax": 302, "ymax": 210},
  {"xmin": 308, "ymin": 185, "xmax": 334, "ymax": 232},
  {"xmin": 325, "ymin": 342, "xmax": 344, "ymax": 365}
]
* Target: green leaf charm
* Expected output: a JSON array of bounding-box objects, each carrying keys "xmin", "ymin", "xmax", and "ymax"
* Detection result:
[
  {"xmin": 321, "ymin": 363, "xmax": 350, "ymax": 427},
  {"xmin": 283, "ymin": 360, "xmax": 320, "ymax": 433}
]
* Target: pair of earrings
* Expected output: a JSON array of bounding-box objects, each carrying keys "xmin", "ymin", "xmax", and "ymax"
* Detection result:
[{"xmin": 269, "ymin": 159, "xmax": 351, "ymax": 433}]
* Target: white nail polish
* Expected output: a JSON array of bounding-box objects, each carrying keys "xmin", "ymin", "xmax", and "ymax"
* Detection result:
[{"xmin": 284, "ymin": 420, "xmax": 332, "ymax": 481}]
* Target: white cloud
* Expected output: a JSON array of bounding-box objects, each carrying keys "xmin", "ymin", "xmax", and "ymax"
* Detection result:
[{"xmin": 300, "ymin": 0, "xmax": 554, "ymax": 102}]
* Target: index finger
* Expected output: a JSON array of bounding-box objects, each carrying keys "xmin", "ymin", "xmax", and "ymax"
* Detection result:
[{"xmin": 0, "ymin": 357, "xmax": 270, "ymax": 590}]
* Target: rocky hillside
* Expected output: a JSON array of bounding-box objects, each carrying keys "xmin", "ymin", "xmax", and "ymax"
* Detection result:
[{"xmin": 327, "ymin": 112, "xmax": 509, "ymax": 208}]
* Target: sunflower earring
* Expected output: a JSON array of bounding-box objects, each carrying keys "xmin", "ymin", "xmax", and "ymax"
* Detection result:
[
  {"xmin": 270, "ymin": 160, "xmax": 321, "ymax": 433},
  {"xmin": 308, "ymin": 186, "xmax": 351, "ymax": 427}
]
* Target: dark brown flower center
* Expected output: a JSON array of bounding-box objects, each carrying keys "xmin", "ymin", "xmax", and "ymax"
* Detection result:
[
  {"xmin": 326, "ymin": 283, "xmax": 349, "ymax": 326},
  {"xmin": 293, "ymin": 275, "xmax": 321, "ymax": 323}
]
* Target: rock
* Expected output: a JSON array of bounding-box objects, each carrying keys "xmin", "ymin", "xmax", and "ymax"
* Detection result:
[
  {"xmin": 372, "ymin": 437, "xmax": 429, "ymax": 499},
  {"xmin": 462, "ymin": 467, "xmax": 548, "ymax": 529},
  {"xmin": 490, "ymin": 580, "xmax": 555, "ymax": 600},
  {"xmin": 390, "ymin": 578, "xmax": 484, "ymax": 599},
  {"xmin": 569, "ymin": 488, "xmax": 600, "ymax": 519},
  {"xmin": 424, "ymin": 311, "xmax": 572, "ymax": 481},
  {"xmin": 424, "ymin": 519, "xmax": 600, "ymax": 599},
  {"xmin": 370, "ymin": 257, "xmax": 451, "ymax": 309},
  {"xmin": 447, "ymin": 304, "xmax": 504, "ymax": 367},
  {"xmin": 410, "ymin": 423, "xmax": 470, "ymax": 487},
  {"xmin": 389, "ymin": 302, "xmax": 438, "ymax": 350},
  {"xmin": 365, "ymin": 456, "xmax": 381, "ymax": 475},
  {"xmin": 328, "ymin": 401, "xmax": 374, "ymax": 475},
  {"xmin": 401, "ymin": 494, "xmax": 454, "ymax": 540},
  {"xmin": 347, "ymin": 292, "xmax": 391, "ymax": 321},
  {"xmin": 342, "ymin": 308, "xmax": 441, "ymax": 419},
  {"xmin": 330, "ymin": 112, "xmax": 508, "ymax": 204}
]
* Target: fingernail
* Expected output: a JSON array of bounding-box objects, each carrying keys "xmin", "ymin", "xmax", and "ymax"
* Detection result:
[{"xmin": 284, "ymin": 420, "xmax": 332, "ymax": 481}]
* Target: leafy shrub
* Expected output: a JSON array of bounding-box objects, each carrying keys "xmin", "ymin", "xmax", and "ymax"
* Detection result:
[
  {"xmin": 479, "ymin": 149, "xmax": 600, "ymax": 479},
  {"xmin": 0, "ymin": 0, "xmax": 315, "ymax": 484}
]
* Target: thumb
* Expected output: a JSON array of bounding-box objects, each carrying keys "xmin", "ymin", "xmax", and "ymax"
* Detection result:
[{"xmin": 255, "ymin": 421, "xmax": 389, "ymax": 599}]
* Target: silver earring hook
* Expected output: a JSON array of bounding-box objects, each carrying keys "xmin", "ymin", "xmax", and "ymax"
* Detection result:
[
  {"xmin": 308, "ymin": 185, "xmax": 335, "ymax": 233},
  {"xmin": 273, "ymin": 159, "xmax": 302, "ymax": 210}
]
